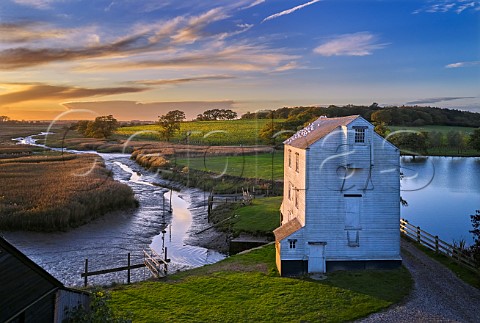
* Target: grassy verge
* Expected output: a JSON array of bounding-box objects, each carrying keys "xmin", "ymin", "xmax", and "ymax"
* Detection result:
[
  {"xmin": 210, "ymin": 197, "xmax": 281, "ymax": 238},
  {"xmin": 405, "ymin": 238, "xmax": 480, "ymax": 289},
  {"xmin": 108, "ymin": 244, "xmax": 412, "ymax": 322},
  {"xmin": 0, "ymin": 152, "xmax": 137, "ymax": 231},
  {"xmin": 175, "ymin": 152, "xmax": 284, "ymax": 181}
]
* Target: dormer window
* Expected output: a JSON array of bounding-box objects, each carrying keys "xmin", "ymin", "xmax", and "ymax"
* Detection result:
[{"xmin": 354, "ymin": 127, "xmax": 366, "ymax": 143}]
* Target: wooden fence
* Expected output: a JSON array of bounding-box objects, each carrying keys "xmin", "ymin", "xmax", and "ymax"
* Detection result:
[
  {"xmin": 81, "ymin": 249, "xmax": 170, "ymax": 286},
  {"xmin": 400, "ymin": 219, "xmax": 479, "ymax": 274}
]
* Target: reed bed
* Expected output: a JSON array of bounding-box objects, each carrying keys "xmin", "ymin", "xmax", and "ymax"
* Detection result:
[{"xmin": 0, "ymin": 153, "xmax": 137, "ymax": 231}]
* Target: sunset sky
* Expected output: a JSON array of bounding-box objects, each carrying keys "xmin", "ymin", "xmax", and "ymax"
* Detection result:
[{"xmin": 0, "ymin": 0, "xmax": 479, "ymax": 120}]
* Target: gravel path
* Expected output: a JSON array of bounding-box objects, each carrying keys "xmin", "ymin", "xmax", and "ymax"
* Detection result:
[{"xmin": 359, "ymin": 239, "xmax": 480, "ymax": 323}]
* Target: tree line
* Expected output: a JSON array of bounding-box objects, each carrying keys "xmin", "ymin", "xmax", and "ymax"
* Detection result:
[{"xmin": 242, "ymin": 104, "xmax": 480, "ymax": 128}]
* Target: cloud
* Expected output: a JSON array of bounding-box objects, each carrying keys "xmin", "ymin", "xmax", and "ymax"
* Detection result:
[
  {"xmin": 130, "ymin": 75, "xmax": 235, "ymax": 86},
  {"xmin": 445, "ymin": 60, "xmax": 480, "ymax": 68},
  {"xmin": 0, "ymin": 83, "xmax": 148, "ymax": 106},
  {"xmin": 242, "ymin": 0, "xmax": 265, "ymax": 10},
  {"xmin": 262, "ymin": 0, "xmax": 322, "ymax": 22},
  {"xmin": 405, "ymin": 96, "xmax": 476, "ymax": 105},
  {"xmin": 171, "ymin": 8, "xmax": 229, "ymax": 44},
  {"xmin": 13, "ymin": 0, "xmax": 55, "ymax": 9},
  {"xmin": 77, "ymin": 42, "xmax": 298, "ymax": 72},
  {"xmin": 274, "ymin": 61, "xmax": 300, "ymax": 72},
  {"xmin": 413, "ymin": 1, "xmax": 479, "ymax": 14},
  {"xmin": 313, "ymin": 32, "xmax": 388, "ymax": 56}
]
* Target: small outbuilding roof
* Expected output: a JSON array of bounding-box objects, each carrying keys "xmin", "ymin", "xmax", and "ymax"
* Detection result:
[
  {"xmin": 284, "ymin": 115, "xmax": 360, "ymax": 149},
  {"xmin": 273, "ymin": 218, "xmax": 303, "ymax": 241}
]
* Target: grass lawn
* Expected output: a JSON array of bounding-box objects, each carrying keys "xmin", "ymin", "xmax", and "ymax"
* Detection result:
[
  {"xmin": 233, "ymin": 196, "xmax": 282, "ymax": 236},
  {"xmin": 116, "ymin": 119, "xmax": 284, "ymax": 146},
  {"xmin": 109, "ymin": 245, "xmax": 412, "ymax": 322},
  {"xmin": 209, "ymin": 196, "xmax": 281, "ymax": 237},
  {"xmin": 176, "ymin": 152, "xmax": 284, "ymax": 180}
]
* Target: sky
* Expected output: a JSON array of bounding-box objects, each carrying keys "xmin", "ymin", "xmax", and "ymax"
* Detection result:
[{"xmin": 0, "ymin": 0, "xmax": 479, "ymax": 121}]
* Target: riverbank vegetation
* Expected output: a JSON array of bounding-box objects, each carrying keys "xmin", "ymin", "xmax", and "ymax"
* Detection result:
[
  {"xmin": 0, "ymin": 151, "xmax": 137, "ymax": 231},
  {"xmin": 108, "ymin": 244, "xmax": 412, "ymax": 322}
]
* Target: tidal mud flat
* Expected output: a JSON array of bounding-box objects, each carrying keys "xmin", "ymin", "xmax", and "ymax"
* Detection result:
[{"xmin": 2, "ymin": 135, "xmax": 226, "ymax": 286}]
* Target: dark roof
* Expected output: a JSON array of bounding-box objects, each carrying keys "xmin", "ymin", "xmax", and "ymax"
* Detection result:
[
  {"xmin": 0, "ymin": 235, "xmax": 63, "ymax": 287},
  {"xmin": 273, "ymin": 218, "xmax": 303, "ymax": 241},
  {"xmin": 284, "ymin": 115, "xmax": 360, "ymax": 149}
]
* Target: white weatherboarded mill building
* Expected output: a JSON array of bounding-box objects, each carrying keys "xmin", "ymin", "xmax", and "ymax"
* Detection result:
[{"xmin": 274, "ymin": 115, "xmax": 402, "ymax": 276}]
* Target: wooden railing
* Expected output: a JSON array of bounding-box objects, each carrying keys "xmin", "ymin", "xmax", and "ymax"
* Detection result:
[
  {"xmin": 400, "ymin": 219, "xmax": 479, "ymax": 274},
  {"xmin": 143, "ymin": 247, "xmax": 170, "ymax": 278}
]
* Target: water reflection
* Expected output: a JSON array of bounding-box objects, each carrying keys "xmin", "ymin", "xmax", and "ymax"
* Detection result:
[{"xmin": 401, "ymin": 156, "xmax": 480, "ymax": 245}]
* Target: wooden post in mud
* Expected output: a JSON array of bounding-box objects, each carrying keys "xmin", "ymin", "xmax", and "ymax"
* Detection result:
[
  {"xmin": 84, "ymin": 259, "xmax": 88, "ymax": 287},
  {"xmin": 127, "ymin": 253, "xmax": 131, "ymax": 284}
]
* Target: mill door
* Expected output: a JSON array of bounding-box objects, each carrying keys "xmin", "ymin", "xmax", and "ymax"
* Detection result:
[{"xmin": 308, "ymin": 242, "xmax": 326, "ymax": 273}]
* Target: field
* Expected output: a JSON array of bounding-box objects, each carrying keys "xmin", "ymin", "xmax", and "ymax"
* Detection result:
[
  {"xmin": 116, "ymin": 119, "xmax": 285, "ymax": 146},
  {"xmin": 108, "ymin": 244, "xmax": 412, "ymax": 322},
  {"xmin": 0, "ymin": 148, "xmax": 137, "ymax": 231},
  {"xmin": 389, "ymin": 125, "xmax": 477, "ymax": 135},
  {"xmin": 209, "ymin": 196, "xmax": 282, "ymax": 237},
  {"xmin": 176, "ymin": 151, "xmax": 284, "ymax": 181}
]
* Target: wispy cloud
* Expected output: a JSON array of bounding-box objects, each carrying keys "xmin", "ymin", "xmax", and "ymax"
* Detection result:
[
  {"xmin": 13, "ymin": 0, "xmax": 56, "ymax": 10},
  {"xmin": 413, "ymin": 1, "xmax": 480, "ymax": 14},
  {"xmin": 313, "ymin": 32, "xmax": 387, "ymax": 56},
  {"xmin": 262, "ymin": 0, "xmax": 322, "ymax": 23},
  {"xmin": 171, "ymin": 8, "xmax": 229, "ymax": 44},
  {"xmin": 274, "ymin": 61, "xmax": 300, "ymax": 72},
  {"xmin": 0, "ymin": 83, "xmax": 148, "ymax": 106},
  {"xmin": 406, "ymin": 96, "xmax": 476, "ymax": 105},
  {"xmin": 242, "ymin": 0, "xmax": 265, "ymax": 10},
  {"xmin": 130, "ymin": 75, "xmax": 235, "ymax": 86},
  {"xmin": 445, "ymin": 60, "xmax": 480, "ymax": 68},
  {"xmin": 78, "ymin": 42, "xmax": 298, "ymax": 73}
]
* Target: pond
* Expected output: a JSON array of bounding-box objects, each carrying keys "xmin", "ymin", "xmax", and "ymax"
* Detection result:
[{"xmin": 400, "ymin": 156, "xmax": 480, "ymax": 246}]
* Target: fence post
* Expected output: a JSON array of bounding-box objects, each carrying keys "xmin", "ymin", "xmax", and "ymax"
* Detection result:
[
  {"xmin": 164, "ymin": 247, "xmax": 168, "ymax": 275},
  {"xmin": 84, "ymin": 259, "xmax": 88, "ymax": 287},
  {"xmin": 416, "ymin": 226, "xmax": 421, "ymax": 243},
  {"xmin": 435, "ymin": 236, "xmax": 439, "ymax": 253},
  {"xmin": 127, "ymin": 253, "xmax": 131, "ymax": 284}
]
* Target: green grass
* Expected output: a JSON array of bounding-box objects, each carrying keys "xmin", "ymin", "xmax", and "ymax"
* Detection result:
[
  {"xmin": 176, "ymin": 152, "xmax": 284, "ymax": 180},
  {"xmin": 389, "ymin": 125, "xmax": 477, "ymax": 135},
  {"xmin": 209, "ymin": 196, "xmax": 282, "ymax": 237},
  {"xmin": 116, "ymin": 119, "xmax": 285, "ymax": 146},
  {"xmin": 232, "ymin": 197, "xmax": 282, "ymax": 237},
  {"xmin": 109, "ymin": 245, "xmax": 412, "ymax": 323}
]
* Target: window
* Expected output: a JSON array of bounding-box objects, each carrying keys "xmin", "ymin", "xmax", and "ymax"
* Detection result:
[
  {"xmin": 295, "ymin": 153, "xmax": 299, "ymax": 172},
  {"xmin": 288, "ymin": 150, "xmax": 292, "ymax": 168},
  {"xmin": 288, "ymin": 182, "xmax": 292, "ymax": 200},
  {"xmin": 354, "ymin": 127, "xmax": 366, "ymax": 143},
  {"xmin": 295, "ymin": 188, "xmax": 298, "ymax": 208},
  {"xmin": 288, "ymin": 239, "xmax": 297, "ymax": 249}
]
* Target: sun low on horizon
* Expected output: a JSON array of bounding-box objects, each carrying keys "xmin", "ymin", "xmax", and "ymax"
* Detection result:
[{"xmin": 0, "ymin": 0, "xmax": 478, "ymax": 121}]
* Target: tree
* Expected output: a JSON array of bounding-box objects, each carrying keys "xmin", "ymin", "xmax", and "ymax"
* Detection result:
[
  {"xmin": 371, "ymin": 110, "xmax": 392, "ymax": 125},
  {"xmin": 469, "ymin": 128, "xmax": 480, "ymax": 152},
  {"xmin": 374, "ymin": 122, "xmax": 389, "ymax": 137},
  {"xmin": 158, "ymin": 110, "xmax": 185, "ymax": 141},
  {"xmin": 75, "ymin": 115, "xmax": 118, "ymax": 138},
  {"xmin": 388, "ymin": 132, "xmax": 427, "ymax": 158},
  {"xmin": 0, "ymin": 116, "xmax": 10, "ymax": 122},
  {"xmin": 469, "ymin": 210, "xmax": 480, "ymax": 267},
  {"xmin": 195, "ymin": 109, "xmax": 237, "ymax": 121}
]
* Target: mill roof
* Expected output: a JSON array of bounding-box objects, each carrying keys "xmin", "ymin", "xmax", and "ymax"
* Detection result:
[{"xmin": 283, "ymin": 115, "xmax": 360, "ymax": 149}]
